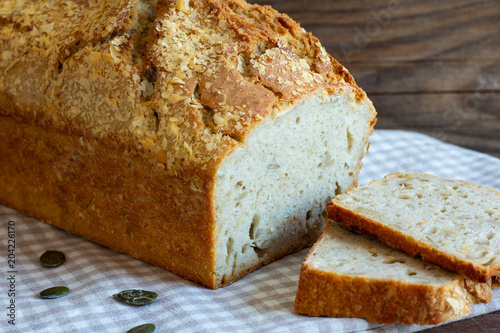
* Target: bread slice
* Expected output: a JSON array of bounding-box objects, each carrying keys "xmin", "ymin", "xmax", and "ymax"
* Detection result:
[
  {"xmin": 328, "ymin": 172, "xmax": 500, "ymax": 283},
  {"xmin": 0, "ymin": 0, "xmax": 375, "ymax": 288},
  {"xmin": 295, "ymin": 220, "xmax": 493, "ymax": 325}
]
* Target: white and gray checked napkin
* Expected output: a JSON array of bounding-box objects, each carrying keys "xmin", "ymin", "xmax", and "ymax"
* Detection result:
[{"xmin": 1, "ymin": 130, "xmax": 499, "ymax": 333}]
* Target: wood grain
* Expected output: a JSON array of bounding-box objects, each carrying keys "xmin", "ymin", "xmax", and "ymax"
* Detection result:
[{"xmin": 249, "ymin": 0, "xmax": 500, "ymax": 157}]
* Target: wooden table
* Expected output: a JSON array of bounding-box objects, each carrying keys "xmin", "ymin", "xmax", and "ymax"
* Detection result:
[{"xmin": 249, "ymin": 0, "xmax": 500, "ymax": 331}]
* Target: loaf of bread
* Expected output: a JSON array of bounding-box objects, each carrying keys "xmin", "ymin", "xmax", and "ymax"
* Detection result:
[
  {"xmin": 328, "ymin": 172, "xmax": 500, "ymax": 283},
  {"xmin": 295, "ymin": 220, "xmax": 493, "ymax": 325},
  {"xmin": 0, "ymin": 0, "xmax": 376, "ymax": 288}
]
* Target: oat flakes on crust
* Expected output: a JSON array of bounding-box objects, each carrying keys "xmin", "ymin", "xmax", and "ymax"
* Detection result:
[{"xmin": 1, "ymin": 0, "xmax": 369, "ymax": 177}]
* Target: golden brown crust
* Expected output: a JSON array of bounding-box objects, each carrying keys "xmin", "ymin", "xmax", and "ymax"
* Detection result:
[
  {"xmin": 463, "ymin": 278, "xmax": 493, "ymax": 303},
  {"xmin": 0, "ymin": 115, "xmax": 222, "ymax": 288},
  {"xmin": 295, "ymin": 268, "xmax": 471, "ymax": 325},
  {"xmin": 1, "ymin": 0, "xmax": 374, "ymax": 175},
  {"xmin": 328, "ymin": 172, "xmax": 500, "ymax": 283},
  {"xmin": 0, "ymin": 0, "xmax": 137, "ymax": 118},
  {"xmin": 295, "ymin": 220, "xmax": 489, "ymax": 325},
  {"xmin": 250, "ymin": 46, "xmax": 328, "ymax": 100}
]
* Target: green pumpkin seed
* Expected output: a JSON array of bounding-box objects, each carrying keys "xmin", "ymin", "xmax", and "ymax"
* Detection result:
[
  {"xmin": 127, "ymin": 323, "xmax": 156, "ymax": 333},
  {"xmin": 113, "ymin": 289, "xmax": 159, "ymax": 306},
  {"xmin": 40, "ymin": 286, "xmax": 69, "ymax": 299},
  {"xmin": 40, "ymin": 250, "xmax": 66, "ymax": 267}
]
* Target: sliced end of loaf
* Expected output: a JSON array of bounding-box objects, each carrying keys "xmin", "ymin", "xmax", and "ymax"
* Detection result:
[
  {"xmin": 213, "ymin": 90, "xmax": 374, "ymax": 287},
  {"xmin": 295, "ymin": 220, "xmax": 492, "ymax": 325}
]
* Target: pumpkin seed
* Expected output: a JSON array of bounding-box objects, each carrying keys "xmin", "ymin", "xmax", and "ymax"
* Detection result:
[
  {"xmin": 127, "ymin": 323, "xmax": 156, "ymax": 333},
  {"xmin": 40, "ymin": 250, "xmax": 66, "ymax": 267},
  {"xmin": 40, "ymin": 286, "xmax": 69, "ymax": 299},
  {"xmin": 113, "ymin": 289, "xmax": 159, "ymax": 306}
]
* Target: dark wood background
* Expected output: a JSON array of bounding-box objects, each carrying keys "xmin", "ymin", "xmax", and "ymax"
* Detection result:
[
  {"xmin": 249, "ymin": 0, "xmax": 500, "ymax": 331},
  {"xmin": 250, "ymin": 0, "xmax": 500, "ymax": 158}
]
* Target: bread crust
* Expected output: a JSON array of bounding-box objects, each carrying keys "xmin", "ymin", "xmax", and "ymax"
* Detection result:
[
  {"xmin": 294, "ymin": 220, "xmax": 491, "ymax": 325},
  {"xmin": 295, "ymin": 268, "xmax": 471, "ymax": 325},
  {"xmin": 0, "ymin": 115, "xmax": 225, "ymax": 287},
  {"xmin": 327, "ymin": 172, "xmax": 500, "ymax": 283}
]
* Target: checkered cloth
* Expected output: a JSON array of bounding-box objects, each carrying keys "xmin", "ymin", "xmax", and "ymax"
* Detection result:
[{"xmin": 1, "ymin": 130, "xmax": 499, "ymax": 333}]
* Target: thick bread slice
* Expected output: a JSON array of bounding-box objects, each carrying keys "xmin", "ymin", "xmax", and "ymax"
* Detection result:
[
  {"xmin": 295, "ymin": 220, "xmax": 492, "ymax": 325},
  {"xmin": 0, "ymin": 0, "xmax": 375, "ymax": 288},
  {"xmin": 327, "ymin": 172, "xmax": 500, "ymax": 283}
]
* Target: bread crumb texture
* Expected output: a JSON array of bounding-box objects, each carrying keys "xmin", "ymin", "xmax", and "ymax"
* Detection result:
[
  {"xmin": 0, "ymin": 0, "xmax": 366, "ymax": 176},
  {"xmin": 329, "ymin": 171, "xmax": 500, "ymax": 282}
]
